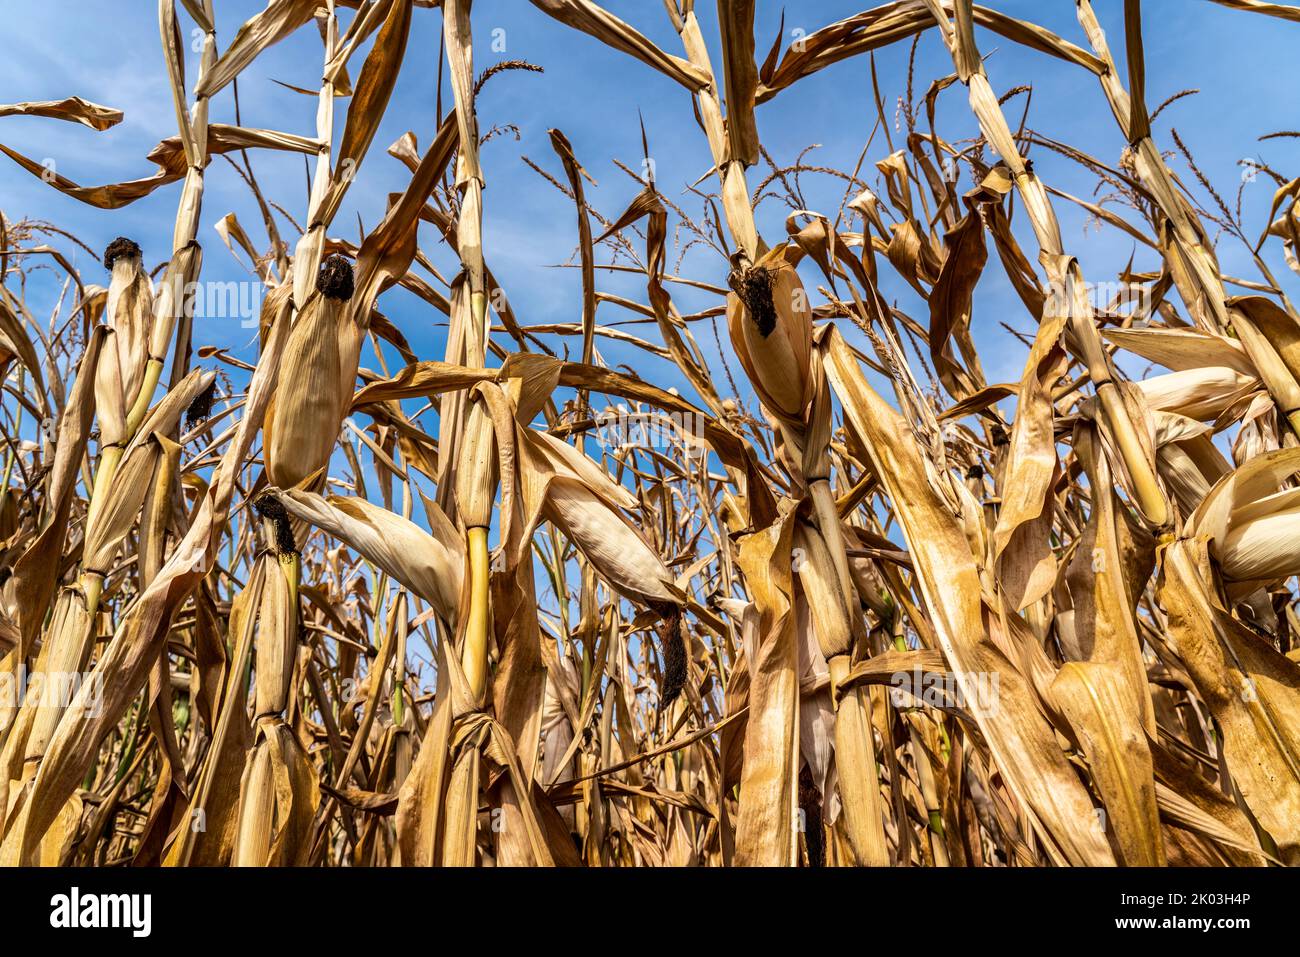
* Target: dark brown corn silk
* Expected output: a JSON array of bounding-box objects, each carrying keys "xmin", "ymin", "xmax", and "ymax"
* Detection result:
[
  {"xmin": 254, "ymin": 493, "xmax": 298, "ymax": 556},
  {"xmin": 103, "ymin": 236, "xmax": 141, "ymax": 269},
  {"xmin": 317, "ymin": 253, "xmax": 355, "ymax": 301},
  {"xmin": 728, "ymin": 264, "xmax": 776, "ymax": 337}
]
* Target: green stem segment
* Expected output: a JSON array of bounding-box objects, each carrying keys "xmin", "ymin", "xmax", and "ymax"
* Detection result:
[
  {"xmin": 125, "ymin": 358, "xmax": 164, "ymax": 438},
  {"xmin": 80, "ymin": 355, "xmax": 167, "ymax": 615},
  {"xmin": 462, "ymin": 526, "xmax": 491, "ymax": 703}
]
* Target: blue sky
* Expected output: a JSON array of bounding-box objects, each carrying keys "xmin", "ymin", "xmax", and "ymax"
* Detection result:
[{"xmin": 2, "ymin": 1, "xmax": 1297, "ymax": 398}]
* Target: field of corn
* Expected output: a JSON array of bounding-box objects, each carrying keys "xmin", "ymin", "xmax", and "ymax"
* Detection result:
[{"xmin": 1, "ymin": 0, "xmax": 1300, "ymax": 868}]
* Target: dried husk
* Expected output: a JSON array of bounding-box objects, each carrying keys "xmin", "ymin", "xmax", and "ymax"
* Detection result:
[
  {"xmin": 266, "ymin": 255, "xmax": 355, "ymax": 489},
  {"xmin": 455, "ymin": 397, "xmax": 497, "ymax": 529},
  {"xmin": 541, "ymin": 476, "xmax": 680, "ymax": 609},
  {"xmin": 726, "ymin": 244, "xmax": 813, "ymax": 421},
  {"xmin": 94, "ymin": 240, "xmax": 153, "ymax": 447},
  {"xmin": 272, "ymin": 488, "xmax": 464, "ymax": 624}
]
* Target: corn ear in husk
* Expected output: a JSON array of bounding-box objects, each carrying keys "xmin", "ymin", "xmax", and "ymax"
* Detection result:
[
  {"xmin": 455, "ymin": 396, "xmax": 497, "ymax": 529},
  {"xmin": 726, "ymin": 243, "xmax": 813, "ymax": 421},
  {"xmin": 541, "ymin": 475, "xmax": 680, "ymax": 610},
  {"xmin": 266, "ymin": 254, "xmax": 355, "ymax": 489},
  {"xmin": 93, "ymin": 239, "xmax": 154, "ymax": 448},
  {"xmin": 272, "ymin": 488, "xmax": 464, "ymax": 624}
]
